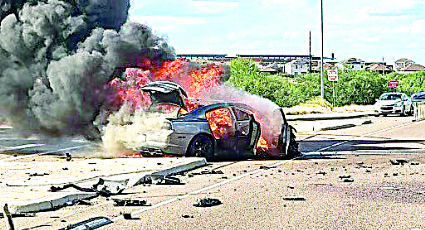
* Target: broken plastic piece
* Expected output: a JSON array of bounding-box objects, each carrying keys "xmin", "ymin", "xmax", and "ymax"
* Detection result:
[
  {"xmin": 113, "ymin": 199, "xmax": 148, "ymax": 206},
  {"xmin": 193, "ymin": 198, "xmax": 222, "ymax": 207}
]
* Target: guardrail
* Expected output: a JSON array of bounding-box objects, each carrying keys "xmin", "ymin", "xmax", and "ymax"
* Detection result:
[{"xmin": 413, "ymin": 102, "xmax": 425, "ymax": 122}]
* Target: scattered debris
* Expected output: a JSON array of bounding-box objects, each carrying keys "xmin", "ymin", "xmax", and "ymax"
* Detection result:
[
  {"xmin": 123, "ymin": 213, "xmax": 132, "ymax": 220},
  {"xmin": 339, "ymin": 175, "xmax": 351, "ymax": 179},
  {"xmin": 193, "ymin": 198, "xmax": 222, "ymax": 207},
  {"xmin": 390, "ymin": 158, "xmax": 409, "ymax": 165},
  {"xmin": 341, "ymin": 178, "xmax": 354, "ymax": 183},
  {"xmin": 260, "ymin": 165, "xmax": 275, "ymax": 170},
  {"xmin": 151, "ymin": 176, "xmax": 182, "ymax": 185},
  {"xmin": 316, "ymin": 171, "xmax": 327, "ymax": 175},
  {"xmin": 65, "ymin": 153, "xmax": 72, "ymax": 161},
  {"xmin": 28, "ymin": 172, "xmax": 49, "ymax": 177},
  {"xmin": 283, "ymin": 196, "xmax": 306, "ymax": 201},
  {"xmin": 113, "ymin": 199, "xmax": 148, "ymax": 206},
  {"xmin": 58, "ymin": 217, "xmax": 112, "ymax": 230},
  {"xmin": 2, "ymin": 203, "xmax": 15, "ymax": 230},
  {"xmin": 49, "ymin": 178, "xmax": 128, "ymax": 196}
]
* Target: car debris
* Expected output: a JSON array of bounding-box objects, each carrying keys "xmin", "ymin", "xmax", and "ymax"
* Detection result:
[
  {"xmin": 283, "ymin": 196, "xmax": 306, "ymax": 201},
  {"xmin": 193, "ymin": 198, "xmax": 222, "ymax": 207},
  {"xmin": 58, "ymin": 216, "xmax": 112, "ymax": 230},
  {"xmin": 390, "ymin": 158, "xmax": 409, "ymax": 165},
  {"xmin": 65, "ymin": 153, "xmax": 72, "ymax": 161},
  {"xmin": 113, "ymin": 199, "xmax": 149, "ymax": 206},
  {"xmin": 49, "ymin": 178, "xmax": 128, "ymax": 197}
]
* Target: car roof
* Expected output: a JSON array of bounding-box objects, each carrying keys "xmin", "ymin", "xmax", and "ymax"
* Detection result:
[{"xmin": 177, "ymin": 102, "xmax": 255, "ymax": 120}]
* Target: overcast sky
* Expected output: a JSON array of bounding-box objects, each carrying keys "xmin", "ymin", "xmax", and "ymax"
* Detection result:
[{"xmin": 129, "ymin": 0, "xmax": 425, "ymax": 64}]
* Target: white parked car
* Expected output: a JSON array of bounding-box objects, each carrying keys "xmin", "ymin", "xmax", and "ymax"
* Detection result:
[{"xmin": 374, "ymin": 93, "xmax": 413, "ymax": 116}]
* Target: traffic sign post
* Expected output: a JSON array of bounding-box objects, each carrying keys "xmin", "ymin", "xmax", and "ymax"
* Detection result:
[
  {"xmin": 327, "ymin": 69, "xmax": 338, "ymax": 106},
  {"xmin": 327, "ymin": 69, "xmax": 338, "ymax": 82}
]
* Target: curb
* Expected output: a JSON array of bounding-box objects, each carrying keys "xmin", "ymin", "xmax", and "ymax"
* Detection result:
[
  {"xmin": 8, "ymin": 193, "xmax": 98, "ymax": 214},
  {"xmin": 286, "ymin": 112, "xmax": 375, "ymax": 121},
  {"xmin": 6, "ymin": 158, "xmax": 208, "ymax": 214}
]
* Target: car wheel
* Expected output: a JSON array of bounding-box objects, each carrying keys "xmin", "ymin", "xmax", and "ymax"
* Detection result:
[
  {"xmin": 187, "ymin": 134, "xmax": 214, "ymax": 160},
  {"xmin": 401, "ymin": 106, "xmax": 408, "ymax": 116}
]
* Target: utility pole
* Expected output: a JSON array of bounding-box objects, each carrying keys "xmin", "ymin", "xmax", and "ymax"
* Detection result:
[
  {"xmin": 309, "ymin": 31, "xmax": 312, "ymax": 73},
  {"xmin": 320, "ymin": 0, "xmax": 325, "ymax": 98}
]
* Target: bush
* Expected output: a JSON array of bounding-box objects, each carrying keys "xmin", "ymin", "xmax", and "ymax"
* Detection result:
[{"xmin": 227, "ymin": 58, "xmax": 425, "ymax": 108}]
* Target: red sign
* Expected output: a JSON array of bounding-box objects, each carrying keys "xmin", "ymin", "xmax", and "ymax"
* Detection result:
[
  {"xmin": 327, "ymin": 69, "xmax": 338, "ymax": 81},
  {"xmin": 389, "ymin": 80, "xmax": 398, "ymax": 88}
]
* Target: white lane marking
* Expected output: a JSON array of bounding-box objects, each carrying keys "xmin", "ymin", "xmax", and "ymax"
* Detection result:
[
  {"xmin": 314, "ymin": 119, "xmax": 423, "ymax": 153},
  {"xmin": 111, "ymin": 161, "xmax": 287, "ymax": 222},
  {"xmin": 317, "ymin": 140, "xmax": 350, "ymax": 152}
]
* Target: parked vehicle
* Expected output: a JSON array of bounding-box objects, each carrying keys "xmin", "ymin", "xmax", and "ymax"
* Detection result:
[
  {"xmin": 411, "ymin": 92, "xmax": 425, "ymax": 103},
  {"xmin": 374, "ymin": 92, "xmax": 413, "ymax": 116},
  {"xmin": 140, "ymin": 81, "xmax": 300, "ymax": 160}
]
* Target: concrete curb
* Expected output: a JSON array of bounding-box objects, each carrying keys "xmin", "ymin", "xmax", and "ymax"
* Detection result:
[
  {"xmin": 6, "ymin": 158, "xmax": 208, "ymax": 214},
  {"xmin": 286, "ymin": 112, "xmax": 375, "ymax": 121},
  {"xmin": 8, "ymin": 193, "xmax": 98, "ymax": 214}
]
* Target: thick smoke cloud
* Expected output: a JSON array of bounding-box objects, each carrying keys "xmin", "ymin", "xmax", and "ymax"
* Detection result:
[{"xmin": 0, "ymin": 0, "xmax": 175, "ymax": 138}]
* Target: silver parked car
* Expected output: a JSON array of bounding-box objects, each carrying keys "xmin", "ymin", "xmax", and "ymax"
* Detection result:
[
  {"xmin": 140, "ymin": 81, "xmax": 300, "ymax": 160},
  {"xmin": 374, "ymin": 92, "xmax": 413, "ymax": 116}
]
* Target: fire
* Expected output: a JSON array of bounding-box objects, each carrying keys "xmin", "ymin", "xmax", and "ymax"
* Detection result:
[
  {"xmin": 205, "ymin": 108, "xmax": 234, "ymax": 140},
  {"xmin": 105, "ymin": 57, "xmax": 280, "ymax": 157},
  {"xmin": 109, "ymin": 58, "xmax": 223, "ymax": 113}
]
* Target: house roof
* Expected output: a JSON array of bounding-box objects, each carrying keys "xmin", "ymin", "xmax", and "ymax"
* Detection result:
[
  {"xmin": 395, "ymin": 58, "xmax": 414, "ymax": 64},
  {"xmin": 404, "ymin": 64, "xmax": 425, "ymax": 71}
]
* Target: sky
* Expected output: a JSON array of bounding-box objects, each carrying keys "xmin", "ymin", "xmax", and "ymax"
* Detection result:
[{"xmin": 129, "ymin": 0, "xmax": 425, "ymax": 65}]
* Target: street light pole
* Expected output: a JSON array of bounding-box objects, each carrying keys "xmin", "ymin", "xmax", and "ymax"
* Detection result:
[{"xmin": 320, "ymin": 0, "xmax": 324, "ymax": 98}]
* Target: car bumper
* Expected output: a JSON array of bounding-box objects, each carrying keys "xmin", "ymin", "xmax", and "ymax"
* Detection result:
[{"xmin": 375, "ymin": 105, "xmax": 403, "ymax": 114}]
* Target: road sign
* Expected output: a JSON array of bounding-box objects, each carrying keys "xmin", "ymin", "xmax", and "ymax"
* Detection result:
[
  {"xmin": 327, "ymin": 69, "xmax": 338, "ymax": 81},
  {"xmin": 389, "ymin": 79, "xmax": 398, "ymax": 88}
]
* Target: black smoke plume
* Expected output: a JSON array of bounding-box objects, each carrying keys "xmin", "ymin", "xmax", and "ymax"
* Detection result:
[{"xmin": 0, "ymin": 0, "xmax": 175, "ymax": 139}]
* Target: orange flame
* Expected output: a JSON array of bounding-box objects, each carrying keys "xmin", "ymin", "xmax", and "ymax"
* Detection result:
[
  {"xmin": 108, "ymin": 58, "xmax": 278, "ymax": 156},
  {"xmin": 206, "ymin": 108, "xmax": 234, "ymax": 140}
]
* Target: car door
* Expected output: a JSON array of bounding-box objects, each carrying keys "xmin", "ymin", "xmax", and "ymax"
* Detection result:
[
  {"xmin": 232, "ymin": 107, "xmax": 261, "ymax": 152},
  {"xmin": 275, "ymin": 108, "xmax": 290, "ymax": 156}
]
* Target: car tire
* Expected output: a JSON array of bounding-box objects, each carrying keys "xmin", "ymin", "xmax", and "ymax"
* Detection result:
[
  {"xmin": 187, "ymin": 134, "xmax": 214, "ymax": 160},
  {"xmin": 401, "ymin": 106, "xmax": 408, "ymax": 117}
]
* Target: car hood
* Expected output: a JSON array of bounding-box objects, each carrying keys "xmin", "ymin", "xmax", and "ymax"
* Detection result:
[{"xmin": 142, "ymin": 81, "xmax": 188, "ymax": 109}]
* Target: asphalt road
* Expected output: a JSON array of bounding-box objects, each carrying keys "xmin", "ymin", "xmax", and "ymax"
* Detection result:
[
  {"xmin": 297, "ymin": 115, "xmax": 425, "ymax": 155},
  {"xmin": 1, "ymin": 116, "xmax": 425, "ymax": 230}
]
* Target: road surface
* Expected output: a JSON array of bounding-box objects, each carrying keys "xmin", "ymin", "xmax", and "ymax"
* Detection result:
[{"xmin": 1, "ymin": 116, "xmax": 424, "ymax": 230}]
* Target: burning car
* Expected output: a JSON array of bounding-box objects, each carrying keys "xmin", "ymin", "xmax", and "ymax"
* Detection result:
[{"xmin": 137, "ymin": 81, "xmax": 300, "ymax": 160}]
